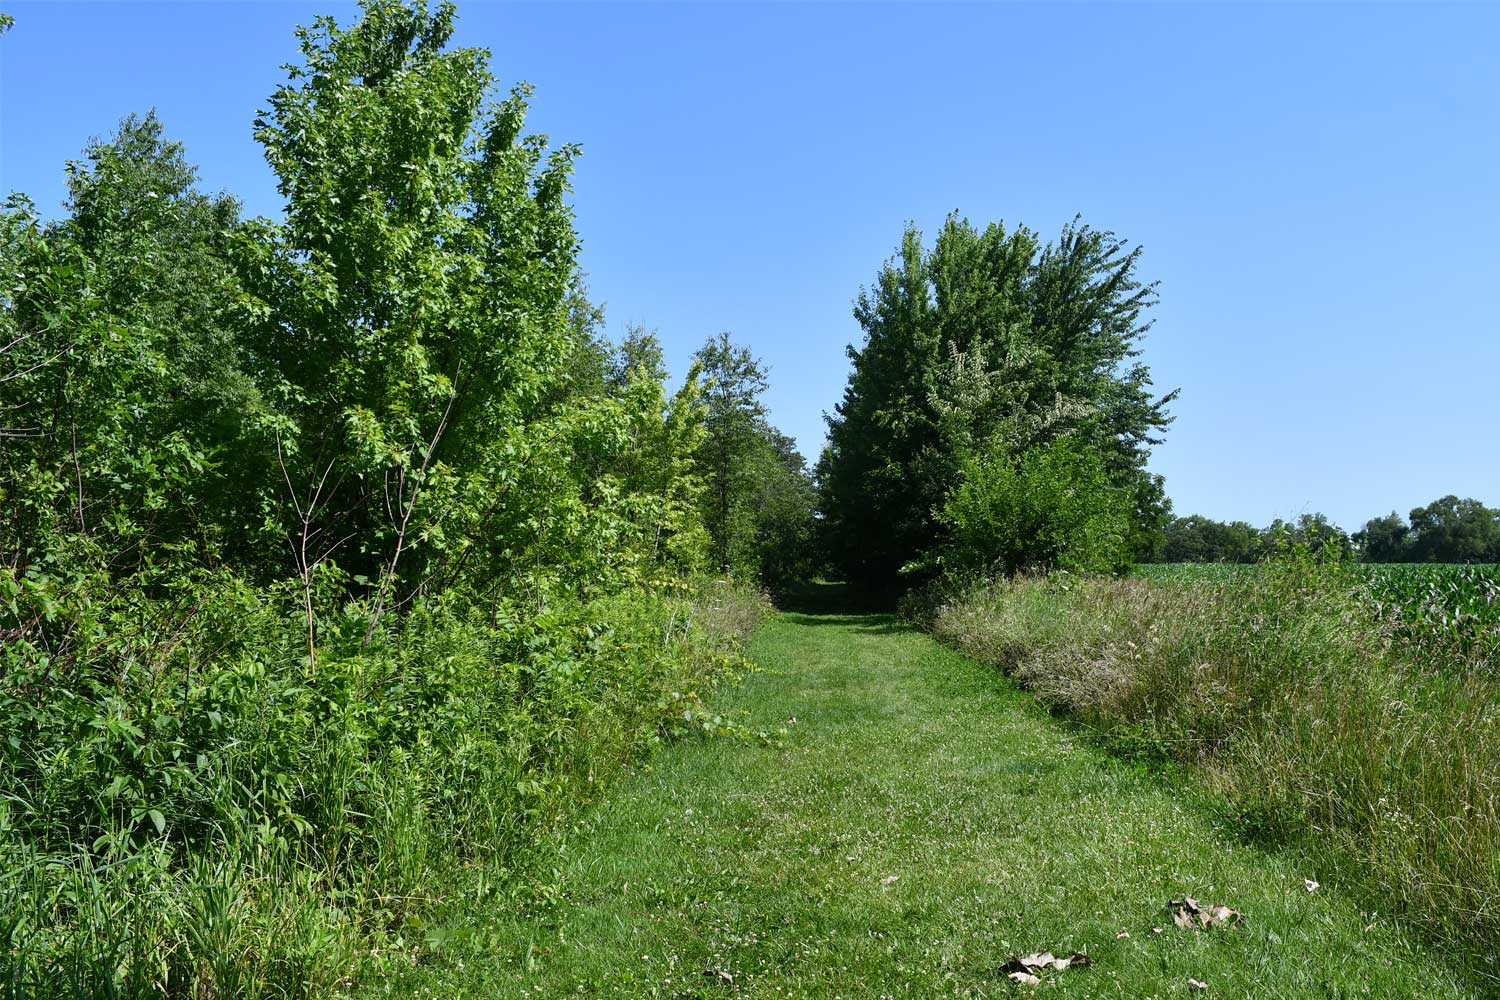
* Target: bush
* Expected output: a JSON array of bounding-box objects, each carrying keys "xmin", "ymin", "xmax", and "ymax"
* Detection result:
[
  {"xmin": 933, "ymin": 439, "xmax": 1132, "ymax": 581},
  {"xmin": 928, "ymin": 557, "xmax": 1500, "ymax": 974},
  {"xmin": 0, "ymin": 575, "xmax": 769, "ymax": 997}
]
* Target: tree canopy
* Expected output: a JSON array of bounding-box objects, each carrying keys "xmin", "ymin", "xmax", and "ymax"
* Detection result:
[{"xmin": 818, "ymin": 214, "xmax": 1175, "ymax": 589}]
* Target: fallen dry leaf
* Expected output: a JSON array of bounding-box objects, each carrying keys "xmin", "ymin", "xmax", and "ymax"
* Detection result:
[
  {"xmin": 1187, "ymin": 977, "xmax": 1209, "ymax": 990},
  {"xmin": 1115, "ymin": 930, "xmax": 1130, "ymax": 939},
  {"xmin": 1169, "ymin": 897, "xmax": 1244, "ymax": 931},
  {"xmin": 998, "ymin": 951, "xmax": 1092, "ymax": 983},
  {"xmin": 1304, "ymin": 879, "xmax": 1320, "ymax": 892}
]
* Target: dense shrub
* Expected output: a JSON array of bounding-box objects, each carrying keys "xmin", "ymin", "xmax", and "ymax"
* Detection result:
[
  {"xmin": 0, "ymin": 574, "xmax": 769, "ymax": 996},
  {"xmin": 933, "ymin": 439, "xmax": 1131, "ymax": 580},
  {"xmin": 929, "ymin": 557, "xmax": 1500, "ymax": 973}
]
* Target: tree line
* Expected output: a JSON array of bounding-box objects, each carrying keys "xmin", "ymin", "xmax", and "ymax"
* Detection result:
[
  {"xmin": 1153, "ymin": 498, "xmax": 1500, "ymax": 564},
  {"xmin": 1, "ymin": 11, "xmax": 814, "ymax": 638}
]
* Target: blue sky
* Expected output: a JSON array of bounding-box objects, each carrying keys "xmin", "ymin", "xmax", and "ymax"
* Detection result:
[{"xmin": 3, "ymin": 2, "xmax": 1497, "ymax": 531}]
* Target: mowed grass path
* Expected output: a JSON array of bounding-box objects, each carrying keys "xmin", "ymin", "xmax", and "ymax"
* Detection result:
[{"xmin": 372, "ymin": 602, "xmax": 1478, "ymax": 998}]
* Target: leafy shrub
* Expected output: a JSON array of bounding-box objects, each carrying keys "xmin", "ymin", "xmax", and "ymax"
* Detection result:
[
  {"xmin": 0, "ymin": 572, "xmax": 769, "ymax": 997},
  {"xmin": 932, "ymin": 439, "xmax": 1132, "ymax": 581}
]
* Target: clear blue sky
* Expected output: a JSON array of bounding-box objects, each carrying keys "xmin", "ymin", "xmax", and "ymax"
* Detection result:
[{"xmin": 3, "ymin": 2, "xmax": 1497, "ymax": 531}]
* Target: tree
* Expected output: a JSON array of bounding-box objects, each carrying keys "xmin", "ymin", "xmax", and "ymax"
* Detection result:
[
  {"xmin": 608, "ymin": 323, "xmax": 668, "ymax": 394},
  {"xmin": 693, "ymin": 332, "xmax": 770, "ymax": 573},
  {"xmin": 746, "ymin": 426, "xmax": 819, "ymax": 590},
  {"xmin": 688, "ymin": 331, "xmax": 817, "ymax": 587},
  {"xmin": 1355, "ymin": 512, "xmax": 1411, "ymax": 562},
  {"xmin": 234, "ymin": 0, "xmax": 585, "ymax": 655},
  {"xmin": 1262, "ymin": 513, "xmax": 1351, "ymax": 560},
  {"xmin": 1407, "ymin": 496, "xmax": 1500, "ymax": 563},
  {"xmin": 819, "ymin": 214, "xmax": 1175, "ymax": 590},
  {"xmin": 0, "ymin": 113, "xmax": 251, "ymax": 582},
  {"xmin": 1159, "ymin": 515, "xmax": 1260, "ymax": 563}
]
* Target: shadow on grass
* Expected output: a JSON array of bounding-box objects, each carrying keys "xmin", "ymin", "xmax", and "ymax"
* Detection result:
[
  {"xmin": 775, "ymin": 580, "xmax": 899, "ymax": 616},
  {"xmin": 773, "ymin": 582, "xmax": 915, "ymax": 637},
  {"xmin": 777, "ymin": 612, "xmax": 912, "ymax": 636}
]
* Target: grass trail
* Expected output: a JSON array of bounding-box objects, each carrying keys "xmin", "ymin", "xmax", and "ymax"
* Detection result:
[{"xmin": 371, "ymin": 597, "xmax": 1479, "ymax": 998}]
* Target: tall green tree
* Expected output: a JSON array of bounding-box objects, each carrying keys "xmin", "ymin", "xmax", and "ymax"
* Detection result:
[
  {"xmin": 234, "ymin": 0, "xmax": 585, "ymax": 653},
  {"xmin": 819, "ymin": 214, "xmax": 1175, "ymax": 589},
  {"xmin": 1407, "ymin": 496, "xmax": 1500, "ymax": 563},
  {"xmin": 1354, "ymin": 511, "xmax": 1411, "ymax": 562},
  {"xmin": 691, "ymin": 331, "xmax": 817, "ymax": 586},
  {"xmin": 0, "ymin": 113, "xmax": 250, "ymax": 582},
  {"xmin": 746, "ymin": 426, "xmax": 819, "ymax": 589},
  {"xmin": 694, "ymin": 332, "xmax": 770, "ymax": 573}
]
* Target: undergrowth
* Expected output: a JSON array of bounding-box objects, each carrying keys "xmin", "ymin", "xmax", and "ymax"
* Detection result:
[{"xmin": 0, "ymin": 579, "xmax": 770, "ymax": 997}]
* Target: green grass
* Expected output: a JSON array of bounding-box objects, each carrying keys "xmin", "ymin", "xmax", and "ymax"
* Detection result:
[
  {"xmin": 1137, "ymin": 561, "xmax": 1500, "ymax": 665},
  {"xmin": 363, "ymin": 586, "xmax": 1480, "ymax": 998}
]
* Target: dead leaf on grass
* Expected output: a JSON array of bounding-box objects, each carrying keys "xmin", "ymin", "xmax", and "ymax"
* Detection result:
[
  {"xmin": 1304, "ymin": 879, "xmax": 1320, "ymax": 892},
  {"xmin": 1187, "ymin": 977, "xmax": 1209, "ymax": 990},
  {"xmin": 1169, "ymin": 897, "xmax": 1244, "ymax": 930},
  {"xmin": 999, "ymin": 950, "xmax": 1092, "ymax": 984}
]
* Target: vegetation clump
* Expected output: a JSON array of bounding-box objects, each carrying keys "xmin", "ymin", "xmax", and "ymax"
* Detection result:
[
  {"xmin": 816, "ymin": 214, "xmax": 1175, "ymax": 594},
  {"xmin": 0, "ymin": 3, "xmax": 797, "ymax": 994}
]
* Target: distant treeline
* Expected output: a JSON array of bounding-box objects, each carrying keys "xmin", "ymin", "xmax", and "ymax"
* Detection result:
[{"xmin": 1153, "ymin": 496, "xmax": 1500, "ymax": 563}]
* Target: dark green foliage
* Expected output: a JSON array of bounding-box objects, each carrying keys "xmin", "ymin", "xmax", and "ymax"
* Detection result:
[
  {"xmin": 1264, "ymin": 513, "xmax": 1352, "ymax": 559},
  {"xmin": 935, "ymin": 438, "xmax": 1131, "ymax": 579},
  {"xmin": 692, "ymin": 332, "xmax": 818, "ymax": 590},
  {"xmin": 1408, "ymin": 496, "xmax": 1500, "ymax": 562},
  {"xmin": 818, "ymin": 214, "xmax": 1174, "ymax": 590},
  {"xmin": 0, "ymin": 115, "xmax": 251, "ymax": 583},
  {"xmin": 1159, "ymin": 499, "xmax": 1500, "ymax": 566},
  {"xmin": 1154, "ymin": 512, "xmax": 1351, "ymax": 564},
  {"xmin": 1158, "ymin": 514, "xmax": 1262, "ymax": 563},
  {"xmin": 746, "ymin": 425, "xmax": 820, "ymax": 591},
  {"xmin": 1356, "ymin": 511, "xmax": 1412, "ymax": 562},
  {"xmin": 1354, "ymin": 497, "xmax": 1500, "ymax": 563}
]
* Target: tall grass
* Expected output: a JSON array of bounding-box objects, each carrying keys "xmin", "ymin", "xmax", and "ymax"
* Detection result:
[
  {"xmin": 928, "ymin": 558, "xmax": 1500, "ymax": 974},
  {"xmin": 1, "ymin": 578, "xmax": 770, "ymax": 998}
]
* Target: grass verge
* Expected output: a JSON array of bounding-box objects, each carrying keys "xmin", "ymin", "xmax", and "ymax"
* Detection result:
[
  {"xmin": 929, "ymin": 563, "xmax": 1500, "ymax": 986},
  {"xmin": 366, "ymin": 589, "xmax": 1481, "ymax": 997}
]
